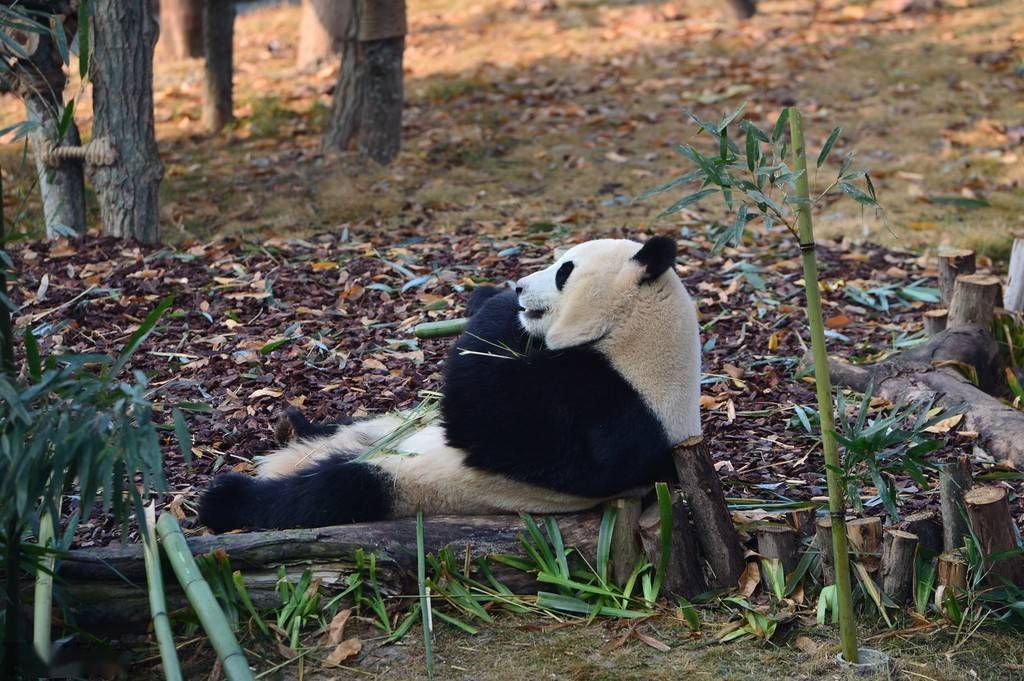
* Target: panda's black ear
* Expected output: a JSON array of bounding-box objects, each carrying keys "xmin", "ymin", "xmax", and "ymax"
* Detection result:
[{"xmin": 632, "ymin": 236, "xmax": 677, "ymax": 284}]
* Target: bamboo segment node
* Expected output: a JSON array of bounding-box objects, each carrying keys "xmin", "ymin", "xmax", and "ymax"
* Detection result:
[
  {"xmin": 947, "ymin": 274, "xmax": 1000, "ymax": 330},
  {"xmin": 963, "ymin": 485, "xmax": 1024, "ymax": 586},
  {"xmin": 937, "ymin": 249, "xmax": 976, "ymax": 306}
]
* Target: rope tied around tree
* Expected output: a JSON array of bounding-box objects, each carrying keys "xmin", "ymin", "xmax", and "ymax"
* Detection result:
[{"xmin": 41, "ymin": 137, "xmax": 117, "ymax": 167}]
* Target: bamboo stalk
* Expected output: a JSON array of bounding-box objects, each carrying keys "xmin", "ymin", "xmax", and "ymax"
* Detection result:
[
  {"xmin": 789, "ymin": 107, "xmax": 858, "ymax": 664},
  {"xmin": 144, "ymin": 505, "xmax": 183, "ymax": 681},
  {"xmin": 155, "ymin": 513, "xmax": 254, "ymax": 681},
  {"xmin": 32, "ymin": 513, "xmax": 55, "ymax": 665},
  {"xmin": 413, "ymin": 318, "xmax": 468, "ymax": 339}
]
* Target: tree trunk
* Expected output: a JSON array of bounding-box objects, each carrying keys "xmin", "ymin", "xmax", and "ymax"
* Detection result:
[
  {"xmin": 757, "ymin": 524, "xmax": 798, "ymax": 579},
  {"xmin": 847, "ymin": 517, "xmax": 883, "ymax": 572},
  {"xmin": 158, "ymin": 0, "xmax": 204, "ymax": 59},
  {"xmin": 90, "ymin": 0, "xmax": 164, "ymax": 244},
  {"xmin": 900, "ymin": 510, "xmax": 943, "ymax": 558},
  {"xmin": 322, "ymin": 0, "xmax": 405, "ymax": 165},
  {"xmin": 202, "ymin": 0, "xmax": 234, "ymax": 132},
  {"xmin": 638, "ymin": 493, "xmax": 706, "ymax": 598},
  {"xmin": 963, "ymin": 486, "xmax": 1024, "ymax": 586},
  {"xmin": 880, "ymin": 529, "xmax": 918, "ymax": 604},
  {"xmin": 297, "ymin": 0, "xmax": 350, "ymax": 68},
  {"xmin": 940, "ymin": 455, "xmax": 973, "ymax": 553},
  {"xmin": 726, "ymin": 0, "xmax": 757, "ymax": 19},
  {"xmin": 937, "ymin": 249, "xmax": 976, "ymax": 307},
  {"xmin": 609, "ymin": 497, "xmax": 642, "ymax": 588},
  {"xmin": 9, "ymin": 19, "xmax": 86, "ymax": 238},
  {"xmin": 947, "ymin": 274, "xmax": 1000, "ymax": 330}
]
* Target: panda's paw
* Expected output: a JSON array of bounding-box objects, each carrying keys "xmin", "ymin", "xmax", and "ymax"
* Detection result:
[
  {"xmin": 198, "ymin": 473, "xmax": 258, "ymax": 533},
  {"xmin": 274, "ymin": 407, "xmax": 353, "ymax": 444}
]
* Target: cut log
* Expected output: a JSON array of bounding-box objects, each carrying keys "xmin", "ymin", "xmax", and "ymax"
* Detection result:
[
  {"xmin": 609, "ymin": 497, "xmax": 643, "ymax": 588},
  {"xmin": 823, "ymin": 325, "xmax": 1024, "ymax": 468},
  {"xmin": 847, "ymin": 517, "xmax": 883, "ymax": 572},
  {"xmin": 1006, "ymin": 239, "xmax": 1024, "ymax": 313},
  {"xmin": 49, "ymin": 513, "xmax": 601, "ymax": 631},
  {"xmin": 880, "ymin": 529, "xmax": 918, "ymax": 604},
  {"xmin": 940, "ymin": 455, "xmax": 973, "ymax": 553},
  {"xmin": 900, "ymin": 510, "xmax": 943, "ymax": 558},
  {"xmin": 937, "ymin": 249, "xmax": 976, "ymax": 306},
  {"xmin": 924, "ymin": 309, "xmax": 948, "ymax": 337},
  {"xmin": 948, "ymin": 274, "xmax": 1000, "ymax": 330},
  {"xmin": 638, "ymin": 493, "xmax": 706, "ymax": 598},
  {"xmin": 963, "ymin": 486, "xmax": 1024, "ymax": 586},
  {"xmin": 202, "ymin": 0, "xmax": 235, "ymax": 132},
  {"xmin": 937, "ymin": 551, "xmax": 968, "ymax": 590},
  {"xmin": 757, "ymin": 524, "xmax": 798, "ymax": 577},
  {"xmin": 672, "ymin": 437, "xmax": 745, "ymax": 589},
  {"xmin": 786, "ymin": 507, "xmax": 816, "ymax": 537},
  {"xmin": 815, "ymin": 517, "xmax": 837, "ymax": 585}
]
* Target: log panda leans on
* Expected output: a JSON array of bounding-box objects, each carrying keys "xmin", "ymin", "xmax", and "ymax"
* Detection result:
[{"xmin": 198, "ymin": 236, "xmax": 702, "ymax": 533}]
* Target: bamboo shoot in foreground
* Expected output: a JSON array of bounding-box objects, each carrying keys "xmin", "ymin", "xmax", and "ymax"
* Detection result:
[
  {"xmin": 156, "ymin": 513, "xmax": 254, "ymax": 681},
  {"xmin": 32, "ymin": 514, "xmax": 55, "ymax": 665}
]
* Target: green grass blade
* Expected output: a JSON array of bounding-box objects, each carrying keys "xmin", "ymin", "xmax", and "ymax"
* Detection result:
[{"xmin": 416, "ymin": 511, "xmax": 434, "ymax": 680}]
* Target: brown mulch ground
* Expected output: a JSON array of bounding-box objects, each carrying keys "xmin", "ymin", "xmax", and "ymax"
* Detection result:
[{"xmin": 9, "ymin": 223, "xmax": 1020, "ymax": 548}]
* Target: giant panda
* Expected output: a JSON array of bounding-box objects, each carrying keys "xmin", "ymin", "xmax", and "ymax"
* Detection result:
[{"xmin": 198, "ymin": 236, "xmax": 702, "ymax": 532}]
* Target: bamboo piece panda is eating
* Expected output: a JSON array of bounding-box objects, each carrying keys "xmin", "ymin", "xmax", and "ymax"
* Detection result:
[{"xmin": 199, "ymin": 236, "xmax": 702, "ymax": 532}]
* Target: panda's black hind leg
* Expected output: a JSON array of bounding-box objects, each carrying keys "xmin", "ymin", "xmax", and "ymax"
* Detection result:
[{"xmin": 274, "ymin": 407, "xmax": 354, "ymax": 445}]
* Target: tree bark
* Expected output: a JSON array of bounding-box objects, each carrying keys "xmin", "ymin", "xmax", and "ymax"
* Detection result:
[
  {"xmin": 963, "ymin": 486, "xmax": 1024, "ymax": 586},
  {"xmin": 297, "ymin": 0, "xmax": 350, "ymax": 68},
  {"xmin": 44, "ymin": 513, "xmax": 602, "ymax": 630},
  {"xmin": 202, "ymin": 0, "xmax": 234, "ymax": 132},
  {"xmin": 609, "ymin": 497, "xmax": 642, "ymax": 588},
  {"xmin": 900, "ymin": 510, "xmax": 943, "ymax": 558},
  {"xmin": 816, "ymin": 517, "xmax": 837, "ymax": 585},
  {"xmin": 940, "ymin": 455, "xmax": 973, "ymax": 553},
  {"xmin": 672, "ymin": 437, "xmax": 745, "ymax": 589},
  {"xmin": 823, "ymin": 326, "xmax": 1024, "ymax": 468},
  {"xmin": 937, "ymin": 249, "xmax": 975, "ymax": 307},
  {"xmin": 158, "ymin": 0, "xmax": 204, "ymax": 59},
  {"xmin": 638, "ymin": 493, "xmax": 706, "ymax": 598},
  {"xmin": 322, "ymin": 0, "xmax": 405, "ymax": 165},
  {"xmin": 880, "ymin": 529, "xmax": 918, "ymax": 604},
  {"xmin": 757, "ymin": 524, "xmax": 798, "ymax": 578},
  {"xmin": 847, "ymin": 517, "xmax": 883, "ymax": 572},
  {"xmin": 90, "ymin": 0, "xmax": 164, "ymax": 244},
  {"xmin": 948, "ymin": 274, "xmax": 1000, "ymax": 330},
  {"xmin": 924, "ymin": 309, "xmax": 948, "ymax": 337}
]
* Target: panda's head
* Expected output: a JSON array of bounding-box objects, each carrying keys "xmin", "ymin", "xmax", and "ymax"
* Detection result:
[{"xmin": 515, "ymin": 236, "xmax": 679, "ymax": 350}]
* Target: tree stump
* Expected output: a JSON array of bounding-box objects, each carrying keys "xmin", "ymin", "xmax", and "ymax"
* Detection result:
[
  {"xmin": 638, "ymin": 493, "xmax": 706, "ymax": 597},
  {"xmin": 900, "ymin": 510, "xmax": 943, "ymax": 558},
  {"xmin": 963, "ymin": 486, "xmax": 1024, "ymax": 586},
  {"xmin": 948, "ymin": 274, "xmax": 1000, "ymax": 330},
  {"xmin": 202, "ymin": 0, "xmax": 235, "ymax": 132},
  {"xmin": 1006, "ymin": 239, "xmax": 1024, "ymax": 313},
  {"xmin": 940, "ymin": 455, "xmax": 973, "ymax": 553},
  {"xmin": 937, "ymin": 249, "xmax": 976, "ymax": 306},
  {"xmin": 672, "ymin": 437, "xmax": 745, "ymax": 589},
  {"xmin": 924, "ymin": 309, "xmax": 948, "ymax": 337},
  {"xmin": 322, "ymin": 0, "xmax": 406, "ymax": 165},
  {"xmin": 757, "ymin": 524, "xmax": 798, "ymax": 582},
  {"xmin": 815, "ymin": 517, "xmax": 838, "ymax": 585},
  {"xmin": 847, "ymin": 517, "xmax": 883, "ymax": 572},
  {"xmin": 91, "ymin": 0, "xmax": 164, "ymax": 243},
  {"xmin": 937, "ymin": 552, "xmax": 968, "ymax": 590},
  {"xmin": 786, "ymin": 507, "xmax": 816, "ymax": 538},
  {"xmin": 880, "ymin": 529, "xmax": 918, "ymax": 604},
  {"xmin": 726, "ymin": 0, "xmax": 757, "ymax": 19},
  {"xmin": 609, "ymin": 497, "xmax": 642, "ymax": 588}
]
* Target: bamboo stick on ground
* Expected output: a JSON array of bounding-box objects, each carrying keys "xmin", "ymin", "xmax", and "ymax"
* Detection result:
[
  {"xmin": 156, "ymin": 513, "xmax": 254, "ymax": 681},
  {"xmin": 144, "ymin": 505, "xmax": 183, "ymax": 681}
]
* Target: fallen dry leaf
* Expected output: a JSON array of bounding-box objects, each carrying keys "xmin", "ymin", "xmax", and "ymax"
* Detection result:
[
  {"xmin": 326, "ymin": 609, "xmax": 351, "ymax": 646},
  {"xmin": 324, "ymin": 638, "xmax": 362, "ymax": 667}
]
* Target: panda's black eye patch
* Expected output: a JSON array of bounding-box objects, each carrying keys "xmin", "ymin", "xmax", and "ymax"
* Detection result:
[{"xmin": 555, "ymin": 261, "xmax": 575, "ymax": 291}]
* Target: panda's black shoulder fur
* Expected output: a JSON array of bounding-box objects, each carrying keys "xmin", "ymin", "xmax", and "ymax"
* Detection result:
[{"xmin": 441, "ymin": 289, "xmax": 675, "ymax": 498}]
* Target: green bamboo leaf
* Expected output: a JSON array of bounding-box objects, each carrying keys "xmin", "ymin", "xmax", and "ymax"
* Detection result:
[
  {"xmin": 596, "ymin": 505, "xmax": 616, "ymax": 585},
  {"xmin": 838, "ymin": 182, "xmax": 877, "ymax": 206},
  {"xmin": 657, "ymin": 187, "xmax": 718, "ymax": 218},
  {"xmin": 108, "ymin": 295, "xmax": 174, "ymax": 378},
  {"xmin": 172, "ymin": 407, "xmax": 192, "ymax": 465},
  {"xmin": 653, "ymin": 482, "xmax": 673, "ymax": 601},
  {"xmin": 57, "ymin": 100, "xmax": 76, "ymax": 140},
  {"xmin": 634, "ymin": 168, "xmax": 703, "ymax": 202},
  {"xmin": 78, "ymin": 0, "xmax": 90, "ymax": 78},
  {"xmin": 718, "ymin": 102, "xmax": 747, "ymax": 133},
  {"xmin": 771, "ymin": 108, "xmax": 790, "ymax": 143},
  {"xmin": 24, "ymin": 329, "xmax": 41, "ymax": 381},
  {"xmin": 817, "ymin": 127, "xmax": 841, "ymax": 168},
  {"xmin": 676, "ymin": 597, "xmax": 701, "ymax": 631}
]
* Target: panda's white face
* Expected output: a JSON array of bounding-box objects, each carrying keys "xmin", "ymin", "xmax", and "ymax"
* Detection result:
[{"xmin": 515, "ymin": 237, "xmax": 678, "ymax": 350}]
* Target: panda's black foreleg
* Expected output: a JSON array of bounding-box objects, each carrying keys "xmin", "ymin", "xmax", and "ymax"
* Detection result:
[
  {"xmin": 198, "ymin": 457, "xmax": 394, "ymax": 532},
  {"xmin": 274, "ymin": 407, "xmax": 355, "ymax": 445}
]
